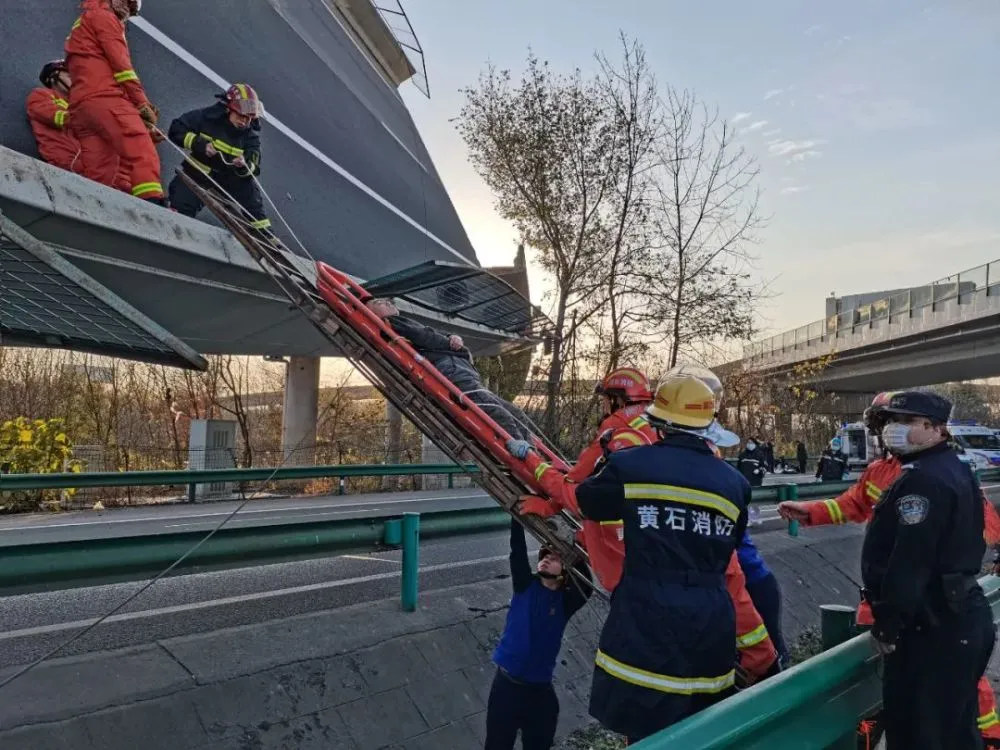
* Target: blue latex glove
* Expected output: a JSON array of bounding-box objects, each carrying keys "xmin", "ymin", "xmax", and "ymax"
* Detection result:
[{"xmin": 507, "ymin": 439, "xmax": 532, "ymax": 459}]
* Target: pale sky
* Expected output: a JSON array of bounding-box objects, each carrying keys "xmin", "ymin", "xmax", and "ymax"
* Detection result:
[{"xmin": 397, "ymin": 0, "xmax": 1000, "ymax": 339}]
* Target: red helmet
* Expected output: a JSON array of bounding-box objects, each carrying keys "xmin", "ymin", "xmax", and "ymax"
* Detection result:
[
  {"xmin": 222, "ymin": 84, "xmax": 263, "ymax": 118},
  {"xmin": 863, "ymin": 391, "xmax": 897, "ymax": 433},
  {"xmin": 595, "ymin": 367, "xmax": 653, "ymax": 404}
]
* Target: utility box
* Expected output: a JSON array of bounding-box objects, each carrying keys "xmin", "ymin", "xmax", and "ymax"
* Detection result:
[{"xmin": 188, "ymin": 420, "xmax": 237, "ymax": 500}]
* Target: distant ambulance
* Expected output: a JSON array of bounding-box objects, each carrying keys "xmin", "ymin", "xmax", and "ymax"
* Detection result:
[
  {"xmin": 835, "ymin": 422, "xmax": 877, "ymax": 470},
  {"xmin": 947, "ymin": 421, "xmax": 1000, "ymax": 471},
  {"xmin": 835, "ymin": 419, "xmax": 990, "ymax": 470}
]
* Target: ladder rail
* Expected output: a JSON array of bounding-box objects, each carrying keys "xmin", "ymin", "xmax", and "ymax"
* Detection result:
[{"xmin": 180, "ymin": 172, "xmax": 590, "ymax": 572}]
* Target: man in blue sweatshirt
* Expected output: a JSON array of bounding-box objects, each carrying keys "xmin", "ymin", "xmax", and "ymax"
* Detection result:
[{"xmin": 487, "ymin": 519, "xmax": 593, "ymax": 750}]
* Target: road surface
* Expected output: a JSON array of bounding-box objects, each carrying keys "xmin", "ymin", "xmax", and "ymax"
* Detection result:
[
  {"xmin": 1, "ymin": 479, "xmax": 996, "ymax": 670},
  {"xmin": 0, "ymin": 522, "xmax": 864, "ymax": 669},
  {"xmin": 0, "ymin": 472, "xmax": 819, "ymax": 546}
]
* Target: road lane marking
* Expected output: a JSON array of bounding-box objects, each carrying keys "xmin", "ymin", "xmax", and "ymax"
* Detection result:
[
  {"xmin": 130, "ymin": 17, "xmax": 470, "ymax": 265},
  {"xmin": 0, "ymin": 554, "xmax": 509, "ymax": 641},
  {"xmin": 340, "ymin": 554, "xmax": 399, "ymax": 564}
]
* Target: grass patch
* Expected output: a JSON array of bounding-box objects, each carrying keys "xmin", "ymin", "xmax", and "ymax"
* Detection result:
[
  {"xmin": 555, "ymin": 723, "xmax": 626, "ymax": 750},
  {"xmin": 788, "ymin": 625, "xmax": 824, "ymax": 666}
]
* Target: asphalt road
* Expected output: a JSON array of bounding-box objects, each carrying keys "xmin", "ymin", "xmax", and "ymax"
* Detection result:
[
  {"xmin": 0, "ymin": 522, "xmax": 864, "ymax": 669},
  {"xmin": 0, "ymin": 488, "xmax": 497, "ymax": 546},
  {"xmin": 0, "ymin": 472, "xmax": 816, "ymax": 547}
]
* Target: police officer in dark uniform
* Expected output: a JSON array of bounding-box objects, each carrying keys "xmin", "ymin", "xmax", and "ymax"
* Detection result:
[
  {"xmin": 575, "ymin": 373, "xmax": 750, "ymax": 742},
  {"xmin": 861, "ymin": 390, "xmax": 996, "ymax": 749}
]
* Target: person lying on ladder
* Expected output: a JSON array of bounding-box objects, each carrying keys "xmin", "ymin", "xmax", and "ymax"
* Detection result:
[
  {"xmin": 362, "ymin": 295, "xmax": 537, "ymax": 458},
  {"xmin": 167, "ymin": 83, "xmax": 272, "ymax": 236}
]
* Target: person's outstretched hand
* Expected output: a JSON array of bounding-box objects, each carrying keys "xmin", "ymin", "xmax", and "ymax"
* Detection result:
[
  {"xmin": 507, "ymin": 439, "xmax": 532, "ymax": 459},
  {"xmin": 777, "ymin": 501, "xmax": 810, "ymax": 523}
]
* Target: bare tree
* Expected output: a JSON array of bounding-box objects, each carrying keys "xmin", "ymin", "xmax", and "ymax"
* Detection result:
[
  {"xmin": 641, "ymin": 88, "xmax": 766, "ymax": 367},
  {"xmin": 456, "ymin": 54, "xmax": 626, "ymax": 435},
  {"xmin": 590, "ymin": 34, "xmax": 661, "ymax": 373}
]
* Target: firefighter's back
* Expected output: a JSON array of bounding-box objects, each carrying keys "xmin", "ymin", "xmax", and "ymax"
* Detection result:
[{"xmin": 590, "ymin": 432, "xmax": 750, "ymax": 738}]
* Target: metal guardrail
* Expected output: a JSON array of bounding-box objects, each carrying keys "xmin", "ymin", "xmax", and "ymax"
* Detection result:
[
  {"xmin": 0, "ymin": 505, "xmax": 511, "ymax": 590},
  {"xmin": 744, "ymin": 256, "xmax": 1000, "ymax": 360},
  {"xmin": 634, "ymin": 575, "xmax": 1000, "ymax": 748},
  {"xmin": 0, "ymin": 462, "xmax": 479, "ymax": 493},
  {"xmin": 0, "ymin": 462, "xmax": 851, "ymax": 500}
]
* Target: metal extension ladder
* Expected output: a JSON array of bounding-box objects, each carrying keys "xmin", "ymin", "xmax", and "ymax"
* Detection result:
[{"xmin": 179, "ymin": 173, "xmax": 590, "ymax": 580}]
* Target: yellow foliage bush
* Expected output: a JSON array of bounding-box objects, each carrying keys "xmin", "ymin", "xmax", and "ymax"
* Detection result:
[{"xmin": 0, "ymin": 417, "xmax": 82, "ymax": 512}]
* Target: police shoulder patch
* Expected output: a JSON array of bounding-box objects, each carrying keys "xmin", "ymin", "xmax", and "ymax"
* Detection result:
[{"xmin": 897, "ymin": 495, "xmax": 929, "ymax": 525}]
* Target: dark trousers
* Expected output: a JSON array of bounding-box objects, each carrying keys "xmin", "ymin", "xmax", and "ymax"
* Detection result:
[
  {"xmin": 746, "ymin": 572, "xmax": 790, "ymax": 667},
  {"xmin": 485, "ymin": 669, "xmax": 559, "ymax": 750},
  {"xmin": 797, "ymin": 458, "xmax": 807, "ymax": 473},
  {"xmin": 168, "ymin": 170, "xmax": 267, "ymax": 227},
  {"xmin": 882, "ymin": 598, "xmax": 995, "ymax": 749},
  {"xmin": 441, "ymin": 367, "xmax": 534, "ymax": 441}
]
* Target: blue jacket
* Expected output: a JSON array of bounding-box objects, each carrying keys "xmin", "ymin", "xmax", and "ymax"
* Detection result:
[
  {"xmin": 492, "ymin": 521, "xmax": 591, "ymax": 684},
  {"xmin": 576, "ymin": 432, "xmax": 750, "ymax": 738},
  {"xmin": 737, "ymin": 531, "xmax": 771, "ymax": 584}
]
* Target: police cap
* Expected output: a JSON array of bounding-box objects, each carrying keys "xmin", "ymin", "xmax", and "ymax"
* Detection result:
[{"xmin": 882, "ymin": 390, "xmax": 952, "ymax": 424}]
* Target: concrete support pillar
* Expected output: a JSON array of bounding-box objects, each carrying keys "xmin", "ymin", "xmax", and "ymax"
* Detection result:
[
  {"xmin": 419, "ymin": 434, "xmax": 473, "ymax": 491},
  {"xmin": 281, "ymin": 356, "xmax": 320, "ymax": 466},
  {"xmin": 381, "ymin": 402, "xmax": 403, "ymax": 492}
]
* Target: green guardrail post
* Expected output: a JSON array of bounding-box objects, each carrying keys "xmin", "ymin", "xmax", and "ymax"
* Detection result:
[
  {"xmin": 821, "ymin": 604, "xmax": 858, "ymax": 651},
  {"xmin": 338, "ymin": 476, "xmax": 345, "ymax": 496},
  {"xmin": 401, "ymin": 512, "xmax": 420, "ymax": 612},
  {"xmin": 187, "ymin": 482, "xmax": 196, "ymax": 503},
  {"xmin": 447, "ymin": 473, "xmax": 453, "ymax": 489},
  {"xmin": 383, "ymin": 518, "xmax": 402, "ymax": 546},
  {"xmin": 784, "ymin": 483, "xmax": 800, "ymax": 537},
  {"xmin": 822, "ymin": 603, "xmax": 864, "ymax": 750}
]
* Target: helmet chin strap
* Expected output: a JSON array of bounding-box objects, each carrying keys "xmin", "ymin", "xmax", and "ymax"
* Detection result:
[{"xmin": 537, "ymin": 570, "xmax": 564, "ymax": 582}]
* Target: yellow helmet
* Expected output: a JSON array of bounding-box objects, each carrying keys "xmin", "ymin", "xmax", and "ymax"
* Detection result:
[
  {"xmin": 662, "ymin": 364, "xmax": 724, "ymax": 405},
  {"xmin": 645, "ymin": 376, "xmax": 717, "ymax": 429}
]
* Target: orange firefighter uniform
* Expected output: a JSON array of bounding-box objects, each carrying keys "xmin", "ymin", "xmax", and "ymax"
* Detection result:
[
  {"xmin": 526, "ymin": 410, "xmax": 779, "ymax": 682},
  {"xmin": 64, "ymin": 0, "xmax": 163, "ymax": 200},
  {"xmin": 529, "ymin": 403, "xmax": 656, "ymax": 591},
  {"xmin": 25, "ymin": 88, "xmax": 81, "ymax": 172},
  {"xmin": 787, "ymin": 455, "xmax": 1000, "ymax": 742}
]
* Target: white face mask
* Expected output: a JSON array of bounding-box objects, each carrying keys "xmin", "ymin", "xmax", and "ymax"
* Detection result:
[
  {"xmin": 882, "ymin": 422, "xmax": 918, "ymax": 454},
  {"xmin": 746, "ymin": 442, "xmax": 756, "ymax": 451}
]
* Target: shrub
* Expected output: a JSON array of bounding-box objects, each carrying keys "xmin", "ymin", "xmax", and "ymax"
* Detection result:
[{"xmin": 0, "ymin": 417, "xmax": 82, "ymax": 512}]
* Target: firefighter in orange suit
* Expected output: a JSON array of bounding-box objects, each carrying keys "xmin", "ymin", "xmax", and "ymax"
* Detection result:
[
  {"xmin": 26, "ymin": 60, "xmax": 81, "ymax": 172},
  {"xmin": 65, "ymin": 0, "xmax": 165, "ymax": 203},
  {"xmin": 519, "ymin": 367, "xmax": 780, "ymax": 685},
  {"xmin": 525, "ymin": 367, "xmax": 658, "ymax": 591},
  {"xmin": 779, "ymin": 391, "xmax": 1000, "ymax": 747}
]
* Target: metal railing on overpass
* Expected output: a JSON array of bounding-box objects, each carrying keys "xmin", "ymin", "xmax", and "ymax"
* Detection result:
[{"xmin": 745, "ymin": 256, "xmax": 1000, "ymax": 360}]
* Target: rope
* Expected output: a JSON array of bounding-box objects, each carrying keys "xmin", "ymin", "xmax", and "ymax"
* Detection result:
[{"xmin": 0, "ymin": 392, "xmax": 339, "ymax": 693}]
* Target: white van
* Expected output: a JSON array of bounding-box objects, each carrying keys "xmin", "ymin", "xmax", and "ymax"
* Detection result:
[
  {"xmin": 835, "ymin": 422, "xmax": 878, "ymax": 470},
  {"xmin": 947, "ymin": 421, "xmax": 1000, "ymax": 470}
]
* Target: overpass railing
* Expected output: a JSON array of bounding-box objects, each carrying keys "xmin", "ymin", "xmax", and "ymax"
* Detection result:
[
  {"xmin": 635, "ymin": 575, "xmax": 1000, "ymax": 748},
  {"xmin": 744, "ymin": 256, "xmax": 1000, "ymax": 360}
]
